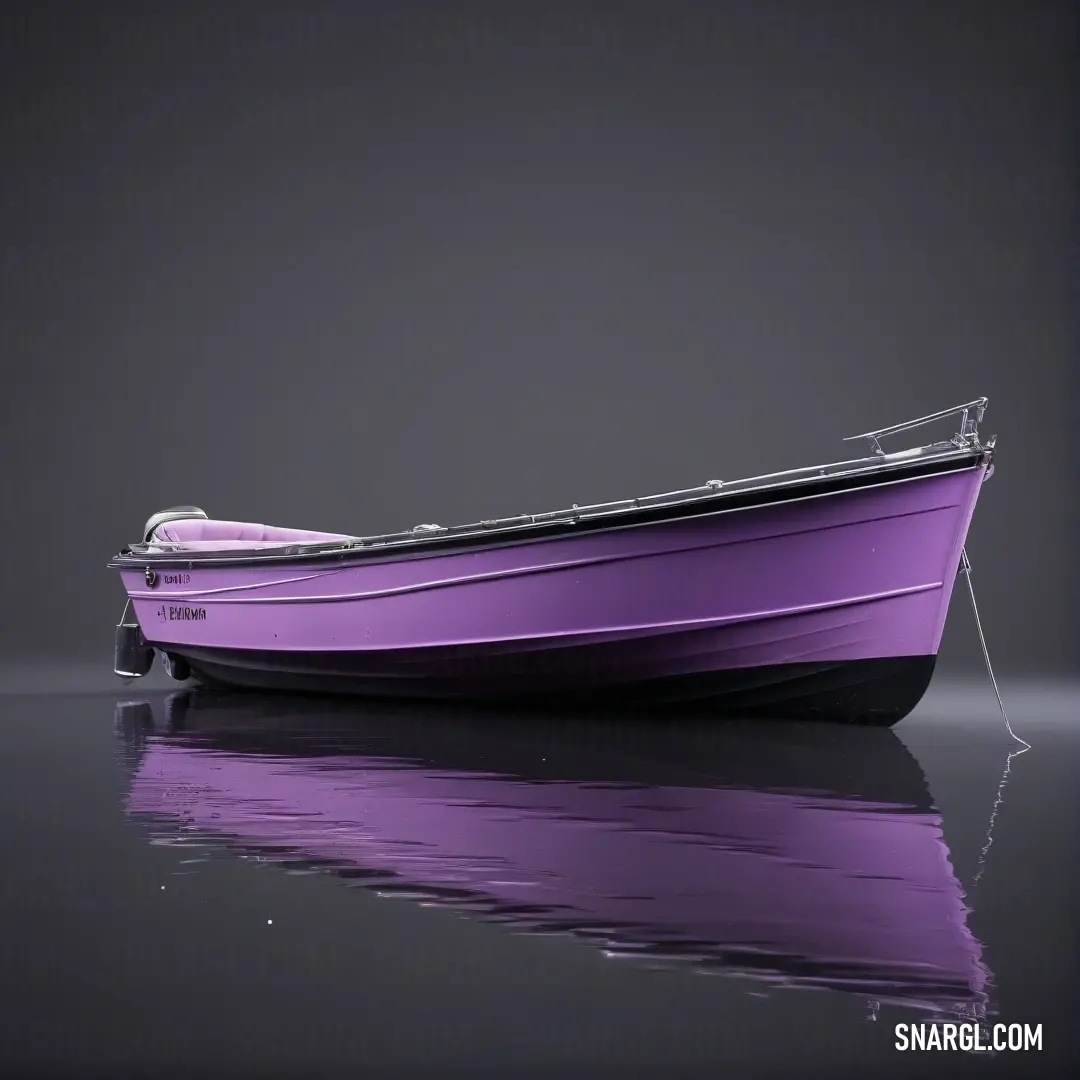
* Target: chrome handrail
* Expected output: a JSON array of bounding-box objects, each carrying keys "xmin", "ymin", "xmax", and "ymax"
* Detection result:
[{"xmin": 844, "ymin": 397, "xmax": 988, "ymax": 456}]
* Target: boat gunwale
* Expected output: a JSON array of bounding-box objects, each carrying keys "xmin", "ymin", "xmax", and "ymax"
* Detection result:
[{"xmin": 108, "ymin": 442, "xmax": 991, "ymax": 572}]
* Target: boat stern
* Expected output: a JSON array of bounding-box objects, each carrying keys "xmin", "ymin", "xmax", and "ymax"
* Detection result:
[{"xmin": 110, "ymin": 506, "xmax": 208, "ymax": 684}]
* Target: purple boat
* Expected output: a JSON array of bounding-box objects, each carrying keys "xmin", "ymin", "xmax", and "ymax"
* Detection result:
[
  {"xmin": 109, "ymin": 398, "xmax": 997, "ymax": 724},
  {"xmin": 116, "ymin": 691, "xmax": 991, "ymax": 1015}
]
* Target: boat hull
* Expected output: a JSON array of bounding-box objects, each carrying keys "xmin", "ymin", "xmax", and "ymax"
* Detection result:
[
  {"xmin": 120, "ymin": 464, "xmax": 987, "ymax": 723},
  {"xmin": 175, "ymin": 650, "xmax": 937, "ymax": 724}
]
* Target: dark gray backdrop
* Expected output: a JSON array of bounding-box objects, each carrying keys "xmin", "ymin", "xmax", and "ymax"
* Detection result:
[{"xmin": 2, "ymin": 0, "xmax": 1075, "ymax": 676}]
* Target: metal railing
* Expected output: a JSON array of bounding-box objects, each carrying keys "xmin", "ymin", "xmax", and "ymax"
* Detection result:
[{"xmin": 843, "ymin": 397, "xmax": 988, "ymax": 456}]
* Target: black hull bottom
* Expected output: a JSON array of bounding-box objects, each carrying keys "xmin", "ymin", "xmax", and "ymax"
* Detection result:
[{"xmin": 170, "ymin": 651, "xmax": 938, "ymax": 727}]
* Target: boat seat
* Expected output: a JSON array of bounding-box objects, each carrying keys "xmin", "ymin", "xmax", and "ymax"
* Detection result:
[{"xmin": 151, "ymin": 518, "xmax": 352, "ymax": 547}]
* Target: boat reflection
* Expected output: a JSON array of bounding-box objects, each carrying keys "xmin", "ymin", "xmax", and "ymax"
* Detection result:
[{"xmin": 116, "ymin": 692, "xmax": 990, "ymax": 1015}]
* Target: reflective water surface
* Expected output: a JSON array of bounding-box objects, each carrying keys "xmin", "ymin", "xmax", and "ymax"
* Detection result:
[{"xmin": 0, "ymin": 676, "xmax": 1076, "ymax": 1079}]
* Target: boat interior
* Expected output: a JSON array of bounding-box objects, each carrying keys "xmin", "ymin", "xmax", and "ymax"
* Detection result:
[{"xmin": 149, "ymin": 518, "xmax": 353, "ymax": 549}]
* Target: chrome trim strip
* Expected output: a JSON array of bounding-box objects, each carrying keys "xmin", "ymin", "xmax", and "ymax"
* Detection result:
[
  {"xmin": 134, "ymin": 447, "xmax": 975, "ymax": 558},
  {"xmin": 115, "ymin": 460, "xmax": 984, "ymax": 571},
  {"xmin": 114, "ymin": 396, "xmax": 994, "ymax": 567},
  {"xmin": 124, "ymin": 505, "xmax": 959, "ymax": 605}
]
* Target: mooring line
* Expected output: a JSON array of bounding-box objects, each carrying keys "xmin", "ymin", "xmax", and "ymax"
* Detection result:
[{"xmin": 960, "ymin": 547, "xmax": 1030, "ymax": 750}]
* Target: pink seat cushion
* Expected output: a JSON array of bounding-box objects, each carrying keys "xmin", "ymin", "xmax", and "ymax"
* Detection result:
[{"xmin": 153, "ymin": 519, "xmax": 351, "ymax": 546}]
